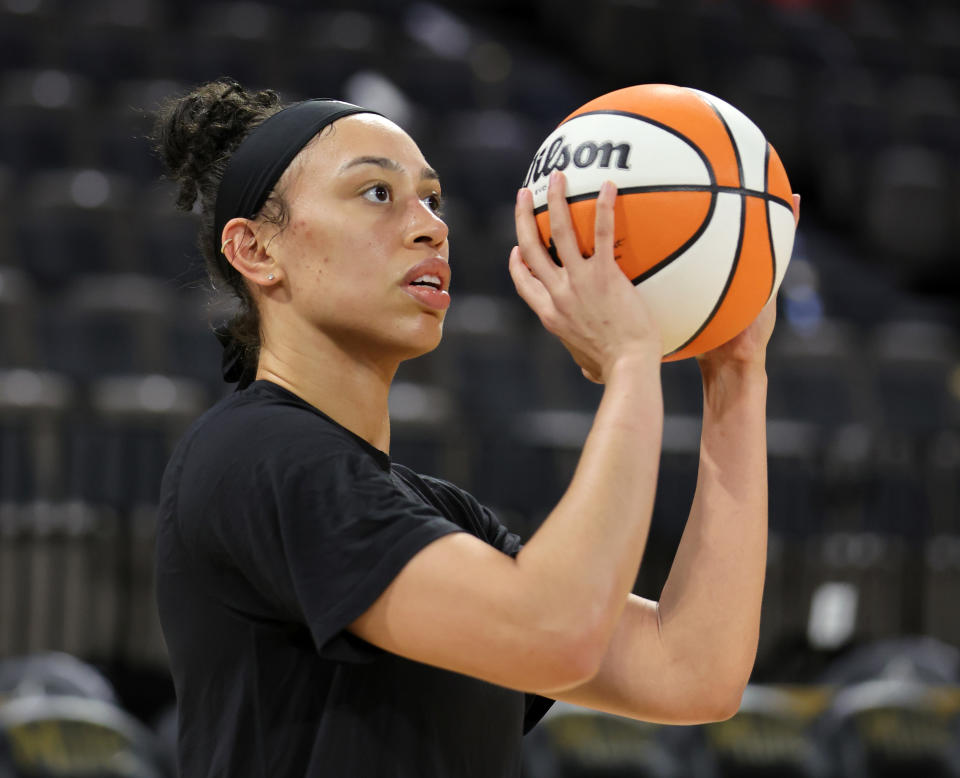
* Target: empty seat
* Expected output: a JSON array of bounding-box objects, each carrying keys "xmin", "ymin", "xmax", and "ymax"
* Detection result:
[
  {"xmin": 924, "ymin": 533, "xmax": 960, "ymax": 648},
  {"xmin": 0, "ymin": 651, "xmax": 117, "ymax": 703},
  {"xmin": 286, "ymin": 10, "xmax": 396, "ymax": 98},
  {"xmin": 767, "ymin": 318, "xmax": 873, "ymax": 429},
  {"xmin": 845, "ymin": 0, "xmax": 910, "ymax": 80},
  {"xmin": 722, "ymin": 54, "xmax": 805, "ymax": 175},
  {"xmin": 866, "ymin": 319, "xmax": 960, "ymax": 437},
  {"xmin": 915, "ymin": 3, "xmax": 960, "ymax": 80},
  {"xmin": 818, "ymin": 677, "xmax": 960, "ymax": 778},
  {"xmin": 65, "ymin": 373, "xmax": 207, "ymax": 507},
  {"xmin": 169, "ymin": 2, "xmax": 288, "ymax": 89},
  {"xmin": 862, "ymin": 146, "xmax": 954, "ymax": 283},
  {"xmin": 684, "ymin": 0, "xmax": 762, "ymax": 89},
  {"xmin": 819, "ymin": 635, "xmax": 960, "ymax": 686},
  {"xmin": 168, "ymin": 291, "xmax": 234, "ymax": 390},
  {"xmin": 134, "ymin": 185, "xmax": 207, "ymax": 282},
  {"xmin": 388, "ymin": 380, "xmax": 468, "ymax": 483},
  {"xmin": 0, "ymin": 266, "xmax": 41, "ymax": 367},
  {"xmin": 0, "ymin": 3, "xmax": 60, "ymax": 71},
  {"xmin": 124, "ymin": 504, "xmax": 171, "ymax": 669},
  {"xmin": 0, "ymin": 692, "xmax": 174, "ymax": 777},
  {"xmin": 39, "ymin": 274, "xmax": 177, "ymax": 379},
  {"xmin": 522, "ymin": 702, "xmax": 702, "ymax": 778},
  {"xmin": 0, "ymin": 70, "xmax": 95, "ymax": 175},
  {"xmin": 15, "ymin": 169, "xmax": 139, "ymax": 285},
  {"xmin": 926, "ymin": 429, "xmax": 960, "ymax": 535},
  {"xmin": 435, "ymin": 109, "xmax": 538, "ymax": 212},
  {"xmin": 887, "ymin": 74, "xmax": 960, "ymax": 159},
  {"xmin": 767, "ymin": 418, "xmax": 824, "ymax": 537},
  {"xmin": 0, "ymin": 164, "xmax": 14, "ymax": 251},
  {"xmin": 701, "ymin": 684, "xmax": 834, "ymax": 778},
  {"xmin": 0, "ymin": 368, "xmax": 74, "ymax": 501},
  {"xmin": 0, "ymin": 502, "xmax": 121, "ymax": 659},
  {"xmin": 802, "ymin": 532, "xmax": 910, "ymax": 646},
  {"xmin": 807, "ymin": 68, "xmax": 892, "ymax": 229},
  {"xmin": 56, "ymin": 25, "xmax": 160, "ymax": 89},
  {"xmin": 94, "ymin": 101, "xmax": 162, "ymax": 184}
]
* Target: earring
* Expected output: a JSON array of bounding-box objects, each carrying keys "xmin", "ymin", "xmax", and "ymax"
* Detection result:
[
  {"xmin": 221, "ymin": 238, "xmax": 234, "ymax": 254},
  {"xmin": 267, "ymin": 274, "xmax": 275, "ymax": 281}
]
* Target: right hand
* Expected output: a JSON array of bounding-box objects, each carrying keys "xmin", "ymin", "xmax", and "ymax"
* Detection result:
[{"xmin": 510, "ymin": 171, "xmax": 663, "ymax": 383}]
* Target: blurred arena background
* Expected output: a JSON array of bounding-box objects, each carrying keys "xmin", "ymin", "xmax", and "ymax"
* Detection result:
[{"xmin": 0, "ymin": 0, "xmax": 959, "ymax": 775}]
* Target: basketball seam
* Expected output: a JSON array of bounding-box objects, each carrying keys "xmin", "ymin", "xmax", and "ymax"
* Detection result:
[
  {"xmin": 665, "ymin": 193, "xmax": 747, "ymax": 357},
  {"xmin": 532, "ymin": 185, "xmax": 793, "ymax": 214},
  {"xmin": 631, "ymin": 192, "xmax": 717, "ymax": 286},
  {"xmin": 697, "ymin": 94, "xmax": 744, "ymax": 188},
  {"xmin": 763, "ymin": 143, "xmax": 777, "ymax": 302}
]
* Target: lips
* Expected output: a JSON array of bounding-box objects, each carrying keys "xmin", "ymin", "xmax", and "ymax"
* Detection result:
[{"xmin": 402, "ymin": 257, "xmax": 451, "ymax": 311}]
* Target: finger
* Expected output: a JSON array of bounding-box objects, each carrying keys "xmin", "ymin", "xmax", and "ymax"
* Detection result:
[
  {"xmin": 581, "ymin": 367, "xmax": 603, "ymax": 384},
  {"xmin": 545, "ymin": 171, "xmax": 585, "ymax": 269},
  {"xmin": 792, "ymin": 193, "xmax": 801, "ymax": 227},
  {"xmin": 592, "ymin": 180, "xmax": 617, "ymax": 262},
  {"xmin": 515, "ymin": 187, "xmax": 561, "ymax": 287},
  {"xmin": 508, "ymin": 244, "xmax": 553, "ymax": 314}
]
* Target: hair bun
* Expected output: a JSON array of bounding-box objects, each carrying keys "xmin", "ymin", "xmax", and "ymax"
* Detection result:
[{"xmin": 152, "ymin": 78, "xmax": 283, "ymax": 212}]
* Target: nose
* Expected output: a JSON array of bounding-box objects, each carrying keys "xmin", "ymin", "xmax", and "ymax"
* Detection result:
[{"xmin": 404, "ymin": 197, "xmax": 448, "ymax": 249}]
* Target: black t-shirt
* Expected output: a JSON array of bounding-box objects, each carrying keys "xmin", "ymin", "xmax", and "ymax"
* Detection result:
[{"xmin": 155, "ymin": 380, "xmax": 553, "ymax": 777}]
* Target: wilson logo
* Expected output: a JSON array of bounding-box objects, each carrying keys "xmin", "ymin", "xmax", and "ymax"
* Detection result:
[{"xmin": 523, "ymin": 136, "xmax": 631, "ymax": 188}]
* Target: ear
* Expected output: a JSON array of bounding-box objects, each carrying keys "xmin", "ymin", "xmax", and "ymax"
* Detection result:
[{"xmin": 220, "ymin": 218, "xmax": 280, "ymax": 288}]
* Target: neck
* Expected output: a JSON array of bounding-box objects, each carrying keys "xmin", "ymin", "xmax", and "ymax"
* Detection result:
[{"xmin": 256, "ymin": 327, "xmax": 397, "ymax": 454}]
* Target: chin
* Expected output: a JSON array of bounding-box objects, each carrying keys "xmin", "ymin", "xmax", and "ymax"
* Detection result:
[{"xmin": 398, "ymin": 320, "xmax": 444, "ymax": 361}]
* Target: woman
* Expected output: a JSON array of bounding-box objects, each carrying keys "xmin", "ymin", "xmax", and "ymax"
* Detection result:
[{"xmin": 153, "ymin": 79, "xmax": 792, "ymax": 777}]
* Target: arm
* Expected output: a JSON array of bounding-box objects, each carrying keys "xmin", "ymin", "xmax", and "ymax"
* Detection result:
[
  {"xmin": 553, "ymin": 355, "xmax": 769, "ymax": 723},
  {"xmin": 552, "ymin": 195, "xmax": 799, "ymax": 722},
  {"xmin": 350, "ymin": 173, "xmax": 665, "ymax": 694}
]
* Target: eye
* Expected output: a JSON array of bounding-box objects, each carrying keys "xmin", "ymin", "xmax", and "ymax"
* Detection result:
[
  {"xmin": 362, "ymin": 183, "xmax": 391, "ymax": 204},
  {"xmin": 423, "ymin": 192, "xmax": 444, "ymax": 215}
]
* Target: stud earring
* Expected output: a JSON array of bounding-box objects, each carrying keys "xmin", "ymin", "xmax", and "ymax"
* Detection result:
[{"xmin": 267, "ymin": 274, "xmax": 275, "ymax": 281}]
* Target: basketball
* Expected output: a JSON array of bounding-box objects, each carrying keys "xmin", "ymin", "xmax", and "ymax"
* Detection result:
[{"xmin": 523, "ymin": 84, "xmax": 796, "ymax": 361}]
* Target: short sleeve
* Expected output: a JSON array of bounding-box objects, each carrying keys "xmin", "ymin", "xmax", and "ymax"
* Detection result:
[
  {"xmin": 415, "ymin": 479, "xmax": 557, "ymax": 732},
  {"xmin": 407, "ymin": 470, "xmax": 524, "ymax": 558},
  {"xmin": 198, "ymin": 444, "xmax": 464, "ymax": 663}
]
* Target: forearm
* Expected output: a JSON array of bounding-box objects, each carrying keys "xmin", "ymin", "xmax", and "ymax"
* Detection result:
[
  {"xmin": 516, "ymin": 352, "xmax": 663, "ymax": 665},
  {"xmin": 657, "ymin": 362, "xmax": 769, "ymax": 693}
]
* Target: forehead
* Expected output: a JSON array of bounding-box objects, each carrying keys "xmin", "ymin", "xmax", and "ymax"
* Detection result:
[{"xmin": 312, "ymin": 114, "xmax": 429, "ymax": 172}]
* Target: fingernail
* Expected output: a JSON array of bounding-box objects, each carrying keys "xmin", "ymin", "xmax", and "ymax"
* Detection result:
[{"xmin": 550, "ymin": 170, "xmax": 561, "ymax": 185}]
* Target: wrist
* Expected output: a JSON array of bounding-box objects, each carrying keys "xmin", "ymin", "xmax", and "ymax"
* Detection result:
[
  {"xmin": 700, "ymin": 361, "xmax": 767, "ymax": 409},
  {"xmin": 699, "ymin": 358, "xmax": 767, "ymax": 383},
  {"xmin": 604, "ymin": 345, "xmax": 663, "ymax": 383}
]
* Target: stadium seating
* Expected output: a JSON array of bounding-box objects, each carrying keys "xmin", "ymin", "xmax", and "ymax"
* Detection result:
[{"xmin": 0, "ymin": 0, "xmax": 957, "ymax": 773}]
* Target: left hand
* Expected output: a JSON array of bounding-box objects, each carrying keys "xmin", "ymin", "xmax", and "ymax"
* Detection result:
[{"xmin": 696, "ymin": 193, "xmax": 800, "ymax": 370}]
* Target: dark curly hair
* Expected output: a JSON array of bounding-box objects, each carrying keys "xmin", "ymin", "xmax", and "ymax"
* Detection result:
[{"xmin": 151, "ymin": 78, "xmax": 288, "ymax": 376}]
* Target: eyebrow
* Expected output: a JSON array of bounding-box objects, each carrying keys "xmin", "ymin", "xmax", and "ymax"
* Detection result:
[{"xmin": 340, "ymin": 155, "xmax": 440, "ymax": 182}]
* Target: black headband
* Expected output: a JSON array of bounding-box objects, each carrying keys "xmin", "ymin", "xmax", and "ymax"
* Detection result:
[{"xmin": 213, "ymin": 98, "xmax": 379, "ymax": 259}]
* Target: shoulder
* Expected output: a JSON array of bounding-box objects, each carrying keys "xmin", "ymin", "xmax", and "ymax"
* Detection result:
[
  {"xmin": 161, "ymin": 381, "xmax": 391, "ymax": 537},
  {"xmin": 177, "ymin": 380, "xmax": 381, "ymax": 472}
]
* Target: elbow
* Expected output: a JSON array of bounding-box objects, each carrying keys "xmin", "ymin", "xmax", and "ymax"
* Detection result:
[
  {"xmin": 688, "ymin": 672, "xmax": 750, "ymax": 723},
  {"xmin": 690, "ymin": 639, "xmax": 757, "ymax": 722},
  {"xmin": 533, "ymin": 624, "xmax": 607, "ymax": 693},
  {"xmin": 698, "ymin": 682, "xmax": 747, "ymax": 723}
]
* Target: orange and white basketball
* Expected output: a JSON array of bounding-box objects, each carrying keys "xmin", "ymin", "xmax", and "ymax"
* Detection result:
[{"xmin": 523, "ymin": 84, "xmax": 796, "ymax": 361}]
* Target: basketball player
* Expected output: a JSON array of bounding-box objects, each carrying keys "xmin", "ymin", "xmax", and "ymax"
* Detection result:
[{"xmin": 152, "ymin": 79, "xmax": 798, "ymax": 777}]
